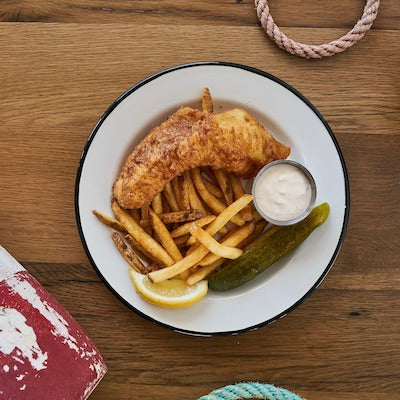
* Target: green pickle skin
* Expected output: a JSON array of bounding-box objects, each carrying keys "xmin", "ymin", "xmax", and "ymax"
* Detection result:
[{"xmin": 208, "ymin": 202, "xmax": 330, "ymax": 291}]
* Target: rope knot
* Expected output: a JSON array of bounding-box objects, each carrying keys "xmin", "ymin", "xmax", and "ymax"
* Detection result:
[
  {"xmin": 198, "ymin": 382, "xmax": 304, "ymax": 400},
  {"xmin": 255, "ymin": 0, "xmax": 380, "ymax": 58}
]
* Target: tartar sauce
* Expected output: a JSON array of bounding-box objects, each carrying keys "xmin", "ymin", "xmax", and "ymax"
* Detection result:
[{"xmin": 254, "ymin": 163, "xmax": 312, "ymax": 222}]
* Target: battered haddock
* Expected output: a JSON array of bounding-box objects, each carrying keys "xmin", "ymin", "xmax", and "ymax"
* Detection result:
[{"xmin": 114, "ymin": 106, "xmax": 290, "ymax": 209}]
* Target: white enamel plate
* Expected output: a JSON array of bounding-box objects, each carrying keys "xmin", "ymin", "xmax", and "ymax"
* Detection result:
[{"xmin": 75, "ymin": 62, "xmax": 349, "ymax": 336}]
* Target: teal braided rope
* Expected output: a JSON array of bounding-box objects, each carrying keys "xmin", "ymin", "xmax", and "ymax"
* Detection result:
[{"xmin": 198, "ymin": 382, "xmax": 304, "ymax": 400}]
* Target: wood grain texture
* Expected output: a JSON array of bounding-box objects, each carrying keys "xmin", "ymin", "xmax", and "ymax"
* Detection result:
[
  {"xmin": 0, "ymin": 2, "xmax": 399, "ymax": 399},
  {"xmin": 0, "ymin": 0, "xmax": 398, "ymax": 30}
]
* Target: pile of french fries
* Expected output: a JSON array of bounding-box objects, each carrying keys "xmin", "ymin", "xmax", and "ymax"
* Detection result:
[
  {"xmin": 93, "ymin": 167, "xmax": 268, "ymax": 286},
  {"xmin": 93, "ymin": 89, "xmax": 269, "ymax": 287}
]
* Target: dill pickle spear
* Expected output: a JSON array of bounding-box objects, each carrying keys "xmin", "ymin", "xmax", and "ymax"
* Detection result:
[{"xmin": 208, "ymin": 203, "xmax": 330, "ymax": 291}]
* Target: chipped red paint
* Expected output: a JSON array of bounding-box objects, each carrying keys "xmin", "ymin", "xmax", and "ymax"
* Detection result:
[{"xmin": 0, "ymin": 247, "xmax": 107, "ymax": 399}]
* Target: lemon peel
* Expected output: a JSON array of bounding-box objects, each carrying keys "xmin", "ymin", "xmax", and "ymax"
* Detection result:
[{"xmin": 129, "ymin": 269, "xmax": 208, "ymax": 308}]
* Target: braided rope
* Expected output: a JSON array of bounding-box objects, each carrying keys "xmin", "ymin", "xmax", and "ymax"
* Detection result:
[
  {"xmin": 255, "ymin": 0, "xmax": 380, "ymax": 58},
  {"xmin": 198, "ymin": 382, "xmax": 304, "ymax": 400}
]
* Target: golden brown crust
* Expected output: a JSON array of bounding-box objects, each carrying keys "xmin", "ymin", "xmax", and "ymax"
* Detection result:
[{"xmin": 113, "ymin": 107, "xmax": 290, "ymax": 209}]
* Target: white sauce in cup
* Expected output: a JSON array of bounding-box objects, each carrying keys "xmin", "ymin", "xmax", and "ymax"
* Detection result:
[{"xmin": 253, "ymin": 161, "xmax": 314, "ymax": 224}]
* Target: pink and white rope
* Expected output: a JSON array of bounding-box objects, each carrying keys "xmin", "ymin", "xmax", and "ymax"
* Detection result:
[{"xmin": 255, "ymin": 0, "xmax": 380, "ymax": 58}]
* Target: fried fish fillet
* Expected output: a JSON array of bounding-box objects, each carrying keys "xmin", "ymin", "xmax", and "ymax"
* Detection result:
[{"xmin": 114, "ymin": 106, "xmax": 290, "ymax": 209}]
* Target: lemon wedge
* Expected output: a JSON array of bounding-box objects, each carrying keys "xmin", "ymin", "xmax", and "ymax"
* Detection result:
[{"xmin": 129, "ymin": 269, "xmax": 208, "ymax": 308}]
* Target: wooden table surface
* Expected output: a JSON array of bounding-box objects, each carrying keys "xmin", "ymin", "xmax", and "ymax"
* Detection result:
[{"xmin": 1, "ymin": 1, "xmax": 399, "ymax": 399}]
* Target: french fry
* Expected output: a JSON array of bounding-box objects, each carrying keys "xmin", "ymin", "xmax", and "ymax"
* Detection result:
[
  {"xmin": 92, "ymin": 210, "xmax": 126, "ymax": 232},
  {"xmin": 213, "ymin": 169, "xmax": 234, "ymax": 205},
  {"xmin": 201, "ymin": 87, "xmax": 213, "ymax": 114},
  {"xmin": 140, "ymin": 204, "xmax": 150, "ymax": 220},
  {"xmin": 243, "ymin": 222, "xmax": 278, "ymax": 251},
  {"xmin": 202, "ymin": 167, "xmax": 219, "ymax": 185},
  {"xmin": 141, "ymin": 209, "xmax": 208, "ymax": 226},
  {"xmin": 198, "ymin": 221, "xmax": 255, "ymax": 266},
  {"xmin": 242, "ymin": 220, "xmax": 268, "ymax": 248},
  {"xmin": 184, "ymin": 170, "xmax": 205, "ymax": 210},
  {"xmin": 179, "ymin": 270, "xmax": 190, "ymax": 280},
  {"xmin": 123, "ymin": 237, "xmax": 163, "ymax": 272},
  {"xmin": 139, "ymin": 219, "xmax": 152, "ymax": 231},
  {"xmin": 125, "ymin": 234, "xmax": 165, "ymax": 266},
  {"xmin": 163, "ymin": 182, "xmax": 180, "ymax": 212},
  {"xmin": 201, "ymin": 167, "xmax": 224, "ymax": 198},
  {"xmin": 191, "ymin": 168, "xmax": 245, "ymax": 226},
  {"xmin": 129, "ymin": 208, "xmax": 140, "ymax": 223},
  {"xmin": 148, "ymin": 244, "xmax": 210, "ymax": 283},
  {"xmin": 204, "ymin": 179, "xmax": 224, "ymax": 199},
  {"xmin": 187, "ymin": 193, "xmax": 253, "ymax": 246},
  {"xmin": 181, "ymin": 172, "xmax": 191, "ymax": 210},
  {"xmin": 111, "ymin": 232, "xmax": 146, "ymax": 274},
  {"xmin": 171, "ymin": 176, "xmax": 184, "ymax": 210},
  {"xmin": 186, "ymin": 242, "xmax": 198, "ymax": 256},
  {"xmin": 228, "ymin": 174, "xmax": 253, "ymax": 221},
  {"xmin": 152, "ymin": 193, "xmax": 163, "ymax": 214},
  {"xmin": 252, "ymin": 209, "xmax": 263, "ymax": 222},
  {"xmin": 174, "ymin": 234, "xmax": 191, "ymax": 246},
  {"xmin": 145, "ymin": 263, "xmax": 163, "ymax": 273},
  {"xmin": 214, "ymin": 225, "xmax": 236, "ymax": 242},
  {"xmin": 162, "ymin": 192, "xmax": 171, "ymax": 213},
  {"xmin": 140, "ymin": 204, "xmax": 152, "ymax": 235},
  {"xmin": 170, "ymin": 215, "xmax": 216, "ymax": 238},
  {"xmin": 218, "ymin": 226, "xmax": 230, "ymax": 236},
  {"xmin": 189, "ymin": 225, "xmax": 243, "ymax": 259},
  {"xmin": 186, "ymin": 258, "xmax": 226, "ymax": 286},
  {"xmin": 149, "ymin": 209, "xmax": 183, "ymax": 263},
  {"xmin": 111, "ymin": 200, "xmax": 174, "ymax": 267}
]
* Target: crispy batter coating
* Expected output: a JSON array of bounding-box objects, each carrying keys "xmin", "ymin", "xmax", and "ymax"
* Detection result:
[{"xmin": 114, "ymin": 107, "xmax": 290, "ymax": 209}]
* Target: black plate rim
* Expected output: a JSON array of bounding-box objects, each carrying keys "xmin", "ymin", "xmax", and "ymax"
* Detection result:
[{"xmin": 74, "ymin": 61, "xmax": 350, "ymax": 336}]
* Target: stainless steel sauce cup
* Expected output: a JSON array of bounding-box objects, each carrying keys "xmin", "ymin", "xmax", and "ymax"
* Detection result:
[{"xmin": 252, "ymin": 160, "xmax": 317, "ymax": 226}]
